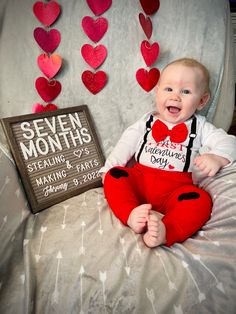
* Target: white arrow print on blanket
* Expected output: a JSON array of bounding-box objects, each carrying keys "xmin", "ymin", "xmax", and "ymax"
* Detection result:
[
  {"xmin": 0, "ymin": 216, "xmax": 7, "ymax": 233},
  {"xmin": 0, "ymin": 176, "xmax": 10, "ymax": 195},
  {"xmin": 146, "ymin": 288, "xmax": 157, "ymax": 314},
  {"xmin": 119, "ymin": 237, "xmax": 130, "ymax": 276},
  {"xmin": 51, "ymin": 251, "xmax": 62, "ymax": 305},
  {"xmin": 61, "ymin": 205, "xmax": 69, "ymax": 229},
  {"xmin": 35, "ymin": 226, "xmax": 47, "ymax": 262},
  {"xmin": 79, "ymin": 265, "xmax": 85, "ymax": 314},
  {"xmin": 155, "ymin": 251, "xmax": 177, "ymax": 291},
  {"xmin": 79, "ymin": 221, "xmax": 86, "ymax": 256},
  {"xmin": 182, "ymin": 261, "xmax": 206, "ymax": 302},
  {"xmin": 99, "ymin": 271, "xmax": 108, "ymax": 313},
  {"xmin": 192, "ymin": 254, "xmax": 225, "ymax": 293}
]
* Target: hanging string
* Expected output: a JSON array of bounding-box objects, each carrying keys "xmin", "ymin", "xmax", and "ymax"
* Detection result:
[
  {"xmin": 81, "ymin": 0, "xmax": 112, "ymax": 94},
  {"xmin": 136, "ymin": 0, "xmax": 160, "ymax": 92},
  {"xmin": 32, "ymin": 0, "xmax": 62, "ymax": 112}
]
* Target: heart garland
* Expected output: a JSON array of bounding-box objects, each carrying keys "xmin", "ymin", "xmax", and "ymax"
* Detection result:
[
  {"xmin": 86, "ymin": 0, "xmax": 112, "ymax": 16},
  {"xmin": 32, "ymin": 0, "xmax": 61, "ymax": 113},
  {"xmin": 34, "ymin": 27, "xmax": 61, "ymax": 53},
  {"xmin": 136, "ymin": 0, "xmax": 160, "ymax": 92},
  {"xmin": 140, "ymin": 0, "xmax": 160, "ymax": 16},
  {"xmin": 81, "ymin": 0, "xmax": 112, "ymax": 94},
  {"xmin": 37, "ymin": 53, "xmax": 62, "ymax": 79},
  {"xmin": 82, "ymin": 16, "xmax": 108, "ymax": 43},
  {"xmin": 136, "ymin": 68, "xmax": 160, "ymax": 92},
  {"xmin": 82, "ymin": 71, "xmax": 107, "ymax": 95},
  {"xmin": 33, "ymin": 1, "xmax": 61, "ymax": 27},
  {"xmin": 81, "ymin": 44, "xmax": 107, "ymax": 69},
  {"xmin": 32, "ymin": 103, "xmax": 58, "ymax": 113},
  {"xmin": 141, "ymin": 40, "xmax": 160, "ymax": 67},
  {"xmin": 35, "ymin": 77, "xmax": 62, "ymax": 102}
]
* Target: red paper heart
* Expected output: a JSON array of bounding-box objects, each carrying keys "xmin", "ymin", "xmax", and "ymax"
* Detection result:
[
  {"xmin": 141, "ymin": 40, "xmax": 159, "ymax": 67},
  {"xmin": 136, "ymin": 68, "xmax": 160, "ymax": 92},
  {"xmin": 168, "ymin": 164, "xmax": 175, "ymax": 170},
  {"xmin": 32, "ymin": 103, "xmax": 58, "ymax": 113},
  {"xmin": 34, "ymin": 27, "xmax": 61, "ymax": 53},
  {"xmin": 37, "ymin": 53, "xmax": 62, "ymax": 79},
  {"xmin": 35, "ymin": 77, "xmax": 62, "ymax": 102},
  {"xmin": 82, "ymin": 70, "xmax": 107, "ymax": 94},
  {"xmin": 86, "ymin": 0, "xmax": 112, "ymax": 16},
  {"xmin": 139, "ymin": 13, "xmax": 152, "ymax": 39},
  {"xmin": 82, "ymin": 16, "xmax": 108, "ymax": 43},
  {"xmin": 140, "ymin": 0, "xmax": 160, "ymax": 15},
  {"xmin": 33, "ymin": 1, "xmax": 61, "ymax": 27},
  {"xmin": 81, "ymin": 44, "xmax": 107, "ymax": 69}
]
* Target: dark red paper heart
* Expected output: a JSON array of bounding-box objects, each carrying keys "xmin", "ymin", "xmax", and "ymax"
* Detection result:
[
  {"xmin": 86, "ymin": 0, "xmax": 112, "ymax": 16},
  {"xmin": 136, "ymin": 68, "xmax": 160, "ymax": 92},
  {"xmin": 34, "ymin": 27, "xmax": 61, "ymax": 53},
  {"xmin": 82, "ymin": 70, "xmax": 107, "ymax": 94},
  {"xmin": 81, "ymin": 44, "xmax": 107, "ymax": 69},
  {"xmin": 140, "ymin": 0, "xmax": 160, "ymax": 15},
  {"xmin": 139, "ymin": 13, "xmax": 152, "ymax": 39},
  {"xmin": 32, "ymin": 103, "xmax": 58, "ymax": 113},
  {"xmin": 82, "ymin": 16, "xmax": 108, "ymax": 43},
  {"xmin": 141, "ymin": 40, "xmax": 159, "ymax": 67},
  {"xmin": 35, "ymin": 77, "xmax": 61, "ymax": 102},
  {"xmin": 33, "ymin": 1, "xmax": 61, "ymax": 27}
]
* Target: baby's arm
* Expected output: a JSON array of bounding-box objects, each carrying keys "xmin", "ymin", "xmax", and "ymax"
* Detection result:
[
  {"xmin": 195, "ymin": 118, "xmax": 236, "ymax": 177},
  {"xmin": 194, "ymin": 153, "xmax": 230, "ymax": 177}
]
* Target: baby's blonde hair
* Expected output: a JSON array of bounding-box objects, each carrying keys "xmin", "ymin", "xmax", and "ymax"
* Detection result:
[{"xmin": 162, "ymin": 58, "xmax": 210, "ymax": 94}]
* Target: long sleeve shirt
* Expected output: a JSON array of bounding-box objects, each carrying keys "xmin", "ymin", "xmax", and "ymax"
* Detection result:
[{"xmin": 100, "ymin": 111, "xmax": 236, "ymax": 174}]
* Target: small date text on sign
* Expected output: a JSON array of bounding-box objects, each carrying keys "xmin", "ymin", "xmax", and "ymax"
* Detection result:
[{"xmin": 1, "ymin": 105, "xmax": 105, "ymax": 213}]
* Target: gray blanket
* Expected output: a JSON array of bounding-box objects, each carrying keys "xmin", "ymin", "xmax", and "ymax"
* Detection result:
[{"xmin": 0, "ymin": 143, "xmax": 236, "ymax": 313}]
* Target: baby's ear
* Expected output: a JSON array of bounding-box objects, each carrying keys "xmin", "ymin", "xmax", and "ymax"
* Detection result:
[{"xmin": 197, "ymin": 92, "xmax": 210, "ymax": 111}]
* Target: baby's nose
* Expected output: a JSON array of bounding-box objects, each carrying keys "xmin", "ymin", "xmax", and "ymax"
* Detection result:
[{"xmin": 170, "ymin": 92, "xmax": 181, "ymax": 101}]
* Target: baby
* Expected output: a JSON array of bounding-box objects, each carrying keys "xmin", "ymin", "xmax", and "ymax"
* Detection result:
[{"xmin": 100, "ymin": 58, "xmax": 236, "ymax": 248}]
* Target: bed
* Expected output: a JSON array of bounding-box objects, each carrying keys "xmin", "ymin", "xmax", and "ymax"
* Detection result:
[{"xmin": 0, "ymin": 0, "xmax": 236, "ymax": 313}]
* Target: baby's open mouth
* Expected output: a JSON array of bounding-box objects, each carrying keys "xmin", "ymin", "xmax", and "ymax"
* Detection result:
[{"xmin": 167, "ymin": 106, "xmax": 180, "ymax": 114}]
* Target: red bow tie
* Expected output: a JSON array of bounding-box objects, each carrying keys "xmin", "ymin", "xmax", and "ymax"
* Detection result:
[{"xmin": 152, "ymin": 119, "xmax": 188, "ymax": 143}]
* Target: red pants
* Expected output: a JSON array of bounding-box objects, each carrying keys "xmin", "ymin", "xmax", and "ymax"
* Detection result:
[{"xmin": 104, "ymin": 163, "xmax": 212, "ymax": 246}]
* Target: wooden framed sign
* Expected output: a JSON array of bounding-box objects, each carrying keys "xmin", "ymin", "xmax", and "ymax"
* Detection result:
[{"xmin": 1, "ymin": 105, "xmax": 105, "ymax": 213}]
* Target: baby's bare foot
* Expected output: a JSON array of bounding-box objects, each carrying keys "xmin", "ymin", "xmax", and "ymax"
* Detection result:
[
  {"xmin": 143, "ymin": 211, "xmax": 166, "ymax": 248},
  {"xmin": 127, "ymin": 204, "xmax": 151, "ymax": 233}
]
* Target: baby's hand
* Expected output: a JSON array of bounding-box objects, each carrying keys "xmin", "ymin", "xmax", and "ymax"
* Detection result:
[
  {"xmin": 101, "ymin": 173, "xmax": 106, "ymax": 184},
  {"xmin": 127, "ymin": 204, "xmax": 151, "ymax": 234},
  {"xmin": 194, "ymin": 154, "xmax": 230, "ymax": 177}
]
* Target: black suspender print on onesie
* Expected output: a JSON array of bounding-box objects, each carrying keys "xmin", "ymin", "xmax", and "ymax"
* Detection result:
[
  {"xmin": 183, "ymin": 116, "xmax": 197, "ymax": 172},
  {"xmin": 136, "ymin": 115, "xmax": 154, "ymax": 163}
]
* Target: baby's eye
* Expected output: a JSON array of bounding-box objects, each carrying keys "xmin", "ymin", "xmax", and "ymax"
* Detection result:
[
  {"xmin": 181, "ymin": 89, "xmax": 191, "ymax": 94},
  {"xmin": 164, "ymin": 87, "xmax": 172, "ymax": 92}
]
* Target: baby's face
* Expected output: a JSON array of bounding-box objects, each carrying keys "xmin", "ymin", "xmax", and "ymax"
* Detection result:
[{"xmin": 155, "ymin": 64, "xmax": 210, "ymax": 124}]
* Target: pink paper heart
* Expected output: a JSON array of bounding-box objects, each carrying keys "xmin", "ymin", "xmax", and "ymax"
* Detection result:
[
  {"xmin": 81, "ymin": 44, "xmax": 107, "ymax": 69},
  {"xmin": 136, "ymin": 68, "xmax": 160, "ymax": 92},
  {"xmin": 37, "ymin": 53, "xmax": 62, "ymax": 79},
  {"xmin": 32, "ymin": 103, "xmax": 58, "ymax": 113},
  {"xmin": 82, "ymin": 16, "xmax": 108, "ymax": 43},
  {"xmin": 33, "ymin": 1, "xmax": 61, "ymax": 27},
  {"xmin": 35, "ymin": 77, "xmax": 62, "ymax": 102},
  {"xmin": 140, "ymin": 0, "xmax": 160, "ymax": 16},
  {"xmin": 86, "ymin": 0, "xmax": 112, "ymax": 16},
  {"xmin": 139, "ymin": 13, "xmax": 152, "ymax": 39},
  {"xmin": 141, "ymin": 40, "xmax": 159, "ymax": 67},
  {"xmin": 34, "ymin": 27, "xmax": 61, "ymax": 53},
  {"xmin": 82, "ymin": 70, "xmax": 107, "ymax": 94}
]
